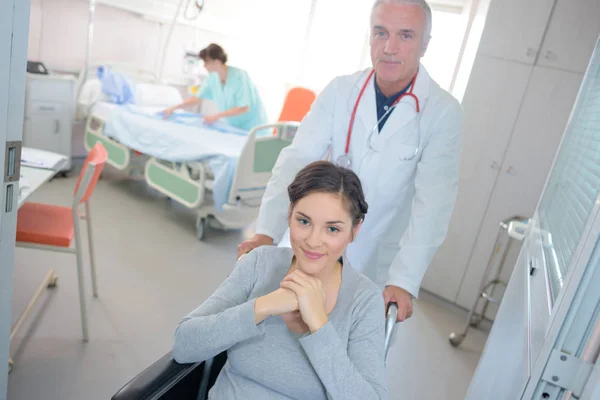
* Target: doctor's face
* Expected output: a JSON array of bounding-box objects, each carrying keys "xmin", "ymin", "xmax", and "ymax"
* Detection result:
[
  {"xmin": 370, "ymin": 2, "xmax": 429, "ymax": 89},
  {"xmin": 288, "ymin": 192, "xmax": 359, "ymax": 277}
]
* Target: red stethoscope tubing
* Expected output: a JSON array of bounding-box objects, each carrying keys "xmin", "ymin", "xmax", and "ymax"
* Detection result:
[{"xmin": 344, "ymin": 69, "xmax": 420, "ymax": 155}]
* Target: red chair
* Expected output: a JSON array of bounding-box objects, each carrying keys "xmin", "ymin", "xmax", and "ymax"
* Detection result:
[{"xmin": 16, "ymin": 143, "xmax": 108, "ymax": 342}]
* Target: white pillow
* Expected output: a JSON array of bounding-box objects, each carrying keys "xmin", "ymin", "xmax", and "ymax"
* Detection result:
[
  {"xmin": 78, "ymin": 78, "xmax": 104, "ymax": 107},
  {"xmin": 135, "ymin": 83, "xmax": 183, "ymax": 107}
]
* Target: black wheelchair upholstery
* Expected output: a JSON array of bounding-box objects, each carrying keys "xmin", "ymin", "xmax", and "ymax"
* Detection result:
[{"xmin": 111, "ymin": 351, "xmax": 228, "ymax": 400}]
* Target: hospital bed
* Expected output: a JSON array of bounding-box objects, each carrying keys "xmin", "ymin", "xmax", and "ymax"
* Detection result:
[
  {"xmin": 77, "ymin": 64, "xmax": 304, "ymax": 240},
  {"xmin": 111, "ymin": 303, "xmax": 399, "ymax": 400}
]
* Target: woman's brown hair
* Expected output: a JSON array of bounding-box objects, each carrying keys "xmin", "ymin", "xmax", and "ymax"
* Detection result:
[
  {"xmin": 199, "ymin": 43, "xmax": 228, "ymax": 64},
  {"xmin": 287, "ymin": 161, "xmax": 368, "ymax": 227}
]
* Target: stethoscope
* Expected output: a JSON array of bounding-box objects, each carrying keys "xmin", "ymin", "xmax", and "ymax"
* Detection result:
[{"xmin": 337, "ymin": 69, "xmax": 421, "ymax": 169}]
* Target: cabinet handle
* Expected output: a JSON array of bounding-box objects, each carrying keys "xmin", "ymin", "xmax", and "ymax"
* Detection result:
[
  {"xmin": 544, "ymin": 50, "xmax": 557, "ymax": 61},
  {"xmin": 54, "ymin": 120, "xmax": 60, "ymax": 134},
  {"xmin": 39, "ymin": 106, "xmax": 55, "ymax": 112}
]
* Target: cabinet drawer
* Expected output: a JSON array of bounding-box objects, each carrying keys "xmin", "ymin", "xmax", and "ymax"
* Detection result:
[
  {"xmin": 26, "ymin": 101, "xmax": 64, "ymax": 116},
  {"xmin": 26, "ymin": 79, "xmax": 73, "ymax": 103}
]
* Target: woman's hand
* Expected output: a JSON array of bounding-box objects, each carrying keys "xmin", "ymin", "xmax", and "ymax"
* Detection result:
[
  {"xmin": 203, "ymin": 113, "xmax": 220, "ymax": 125},
  {"xmin": 162, "ymin": 107, "xmax": 175, "ymax": 119},
  {"xmin": 254, "ymin": 288, "xmax": 298, "ymax": 324},
  {"xmin": 280, "ymin": 271, "xmax": 328, "ymax": 334}
]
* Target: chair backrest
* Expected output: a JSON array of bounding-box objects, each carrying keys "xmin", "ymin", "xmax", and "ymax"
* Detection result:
[
  {"xmin": 74, "ymin": 143, "xmax": 108, "ymax": 204},
  {"xmin": 277, "ymin": 87, "xmax": 316, "ymax": 123}
]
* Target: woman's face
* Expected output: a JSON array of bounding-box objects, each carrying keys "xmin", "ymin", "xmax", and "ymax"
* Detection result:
[
  {"xmin": 289, "ymin": 192, "xmax": 360, "ymax": 276},
  {"xmin": 203, "ymin": 58, "xmax": 219, "ymax": 73}
]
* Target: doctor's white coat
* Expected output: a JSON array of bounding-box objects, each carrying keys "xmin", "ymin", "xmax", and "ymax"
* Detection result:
[{"xmin": 256, "ymin": 65, "xmax": 463, "ymax": 297}]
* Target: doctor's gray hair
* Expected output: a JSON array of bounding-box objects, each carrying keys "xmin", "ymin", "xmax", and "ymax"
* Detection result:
[
  {"xmin": 371, "ymin": 0, "xmax": 432, "ymax": 47},
  {"xmin": 287, "ymin": 161, "xmax": 368, "ymax": 228}
]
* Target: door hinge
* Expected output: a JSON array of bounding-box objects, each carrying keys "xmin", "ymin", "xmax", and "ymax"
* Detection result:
[
  {"xmin": 4, "ymin": 140, "xmax": 22, "ymax": 183},
  {"xmin": 541, "ymin": 349, "xmax": 593, "ymax": 397}
]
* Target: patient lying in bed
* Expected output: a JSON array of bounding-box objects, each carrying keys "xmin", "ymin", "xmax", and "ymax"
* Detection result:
[{"xmin": 172, "ymin": 161, "xmax": 388, "ymax": 400}]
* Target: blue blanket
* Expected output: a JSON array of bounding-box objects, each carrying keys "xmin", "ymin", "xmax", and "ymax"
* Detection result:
[
  {"xmin": 97, "ymin": 66, "xmax": 136, "ymax": 105},
  {"xmin": 103, "ymin": 105, "xmax": 252, "ymax": 211}
]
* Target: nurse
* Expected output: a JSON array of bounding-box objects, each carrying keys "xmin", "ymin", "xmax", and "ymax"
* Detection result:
[
  {"xmin": 238, "ymin": 0, "xmax": 464, "ymax": 323},
  {"xmin": 162, "ymin": 43, "xmax": 268, "ymax": 131}
]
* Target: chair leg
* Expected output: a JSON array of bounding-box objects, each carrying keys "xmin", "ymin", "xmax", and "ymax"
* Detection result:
[
  {"xmin": 85, "ymin": 201, "xmax": 99, "ymax": 297},
  {"xmin": 74, "ymin": 216, "xmax": 89, "ymax": 342}
]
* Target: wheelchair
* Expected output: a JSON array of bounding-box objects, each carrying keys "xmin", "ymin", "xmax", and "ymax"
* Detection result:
[{"xmin": 111, "ymin": 303, "xmax": 398, "ymax": 400}]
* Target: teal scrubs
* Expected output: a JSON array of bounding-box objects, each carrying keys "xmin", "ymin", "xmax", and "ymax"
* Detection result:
[{"xmin": 196, "ymin": 66, "xmax": 268, "ymax": 131}]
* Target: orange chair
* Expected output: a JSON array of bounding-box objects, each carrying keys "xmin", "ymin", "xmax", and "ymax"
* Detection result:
[
  {"xmin": 265, "ymin": 87, "xmax": 316, "ymax": 139},
  {"xmin": 16, "ymin": 143, "xmax": 108, "ymax": 342},
  {"xmin": 277, "ymin": 87, "xmax": 316, "ymax": 123}
]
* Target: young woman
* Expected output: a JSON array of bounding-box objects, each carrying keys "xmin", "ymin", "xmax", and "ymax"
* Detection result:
[
  {"xmin": 163, "ymin": 43, "xmax": 268, "ymax": 131},
  {"xmin": 172, "ymin": 161, "xmax": 387, "ymax": 400}
]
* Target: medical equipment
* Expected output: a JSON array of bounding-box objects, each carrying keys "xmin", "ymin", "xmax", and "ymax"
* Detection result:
[
  {"xmin": 449, "ymin": 216, "xmax": 529, "ymax": 347},
  {"xmin": 157, "ymin": 0, "xmax": 205, "ymax": 82},
  {"xmin": 110, "ymin": 303, "xmax": 399, "ymax": 400},
  {"xmin": 337, "ymin": 69, "xmax": 420, "ymax": 168}
]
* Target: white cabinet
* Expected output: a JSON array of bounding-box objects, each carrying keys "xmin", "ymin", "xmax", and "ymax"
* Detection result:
[
  {"xmin": 422, "ymin": 0, "xmax": 599, "ymax": 311},
  {"xmin": 477, "ymin": 0, "xmax": 600, "ymax": 72},
  {"xmin": 536, "ymin": 0, "xmax": 600, "ymax": 74},
  {"xmin": 422, "ymin": 56, "xmax": 533, "ymax": 301},
  {"xmin": 24, "ymin": 73, "xmax": 75, "ymax": 171},
  {"xmin": 454, "ymin": 66, "xmax": 585, "ymax": 311},
  {"xmin": 477, "ymin": 0, "xmax": 554, "ymax": 64}
]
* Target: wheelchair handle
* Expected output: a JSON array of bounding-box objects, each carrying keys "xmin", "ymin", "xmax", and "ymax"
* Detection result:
[{"xmin": 384, "ymin": 302, "xmax": 398, "ymax": 362}]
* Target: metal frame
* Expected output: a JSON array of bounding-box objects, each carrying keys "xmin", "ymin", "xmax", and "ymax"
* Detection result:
[
  {"xmin": 520, "ymin": 191, "xmax": 600, "ymax": 398},
  {"xmin": 12, "ymin": 160, "xmax": 101, "ymax": 369},
  {"xmin": 517, "ymin": 36, "xmax": 600, "ymax": 399},
  {"xmin": 450, "ymin": 215, "xmax": 529, "ymax": 347},
  {"xmin": 84, "ymin": 109, "xmax": 298, "ymax": 240}
]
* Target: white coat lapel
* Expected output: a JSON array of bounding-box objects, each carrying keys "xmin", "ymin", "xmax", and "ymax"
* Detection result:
[{"xmin": 377, "ymin": 65, "xmax": 432, "ymax": 142}]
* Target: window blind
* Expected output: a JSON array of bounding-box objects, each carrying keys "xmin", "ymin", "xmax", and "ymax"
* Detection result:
[{"xmin": 539, "ymin": 39, "xmax": 600, "ymax": 297}]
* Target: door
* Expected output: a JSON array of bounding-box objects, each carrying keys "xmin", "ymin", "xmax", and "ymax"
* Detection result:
[
  {"xmin": 536, "ymin": 0, "xmax": 600, "ymax": 74},
  {"xmin": 0, "ymin": 0, "xmax": 30, "ymax": 398},
  {"xmin": 464, "ymin": 244, "xmax": 531, "ymax": 399},
  {"xmin": 466, "ymin": 38, "xmax": 600, "ymax": 400},
  {"xmin": 422, "ymin": 55, "xmax": 532, "ymax": 302},
  {"xmin": 476, "ymin": 0, "xmax": 554, "ymax": 64},
  {"xmin": 455, "ymin": 66, "xmax": 585, "ymax": 312}
]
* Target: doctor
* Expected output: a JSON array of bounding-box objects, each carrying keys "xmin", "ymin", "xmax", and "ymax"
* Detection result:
[{"xmin": 238, "ymin": 0, "xmax": 463, "ymax": 322}]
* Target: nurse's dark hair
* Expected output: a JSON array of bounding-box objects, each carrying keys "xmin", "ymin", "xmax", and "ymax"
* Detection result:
[
  {"xmin": 199, "ymin": 43, "xmax": 227, "ymax": 64},
  {"xmin": 287, "ymin": 161, "xmax": 368, "ymax": 227}
]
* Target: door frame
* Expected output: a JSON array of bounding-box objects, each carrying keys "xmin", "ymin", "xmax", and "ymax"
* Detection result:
[{"xmin": 0, "ymin": 0, "xmax": 31, "ymax": 397}]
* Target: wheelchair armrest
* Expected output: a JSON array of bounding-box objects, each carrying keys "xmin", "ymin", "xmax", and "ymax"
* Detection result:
[{"xmin": 111, "ymin": 351, "xmax": 201, "ymax": 400}]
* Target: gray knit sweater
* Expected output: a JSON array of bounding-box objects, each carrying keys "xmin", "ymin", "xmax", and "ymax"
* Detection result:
[{"xmin": 172, "ymin": 246, "xmax": 388, "ymax": 399}]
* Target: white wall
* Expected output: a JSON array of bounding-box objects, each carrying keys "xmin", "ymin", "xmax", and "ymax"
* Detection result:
[
  {"xmin": 27, "ymin": 0, "xmax": 308, "ymax": 121},
  {"xmin": 29, "ymin": 0, "xmax": 476, "ymax": 119}
]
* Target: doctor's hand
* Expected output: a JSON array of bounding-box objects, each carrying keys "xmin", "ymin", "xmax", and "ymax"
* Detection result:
[
  {"xmin": 237, "ymin": 234, "xmax": 274, "ymax": 259},
  {"xmin": 383, "ymin": 285, "xmax": 413, "ymax": 322},
  {"xmin": 280, "ymin": 271, "xmax": 328, "ymax": 334}
]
